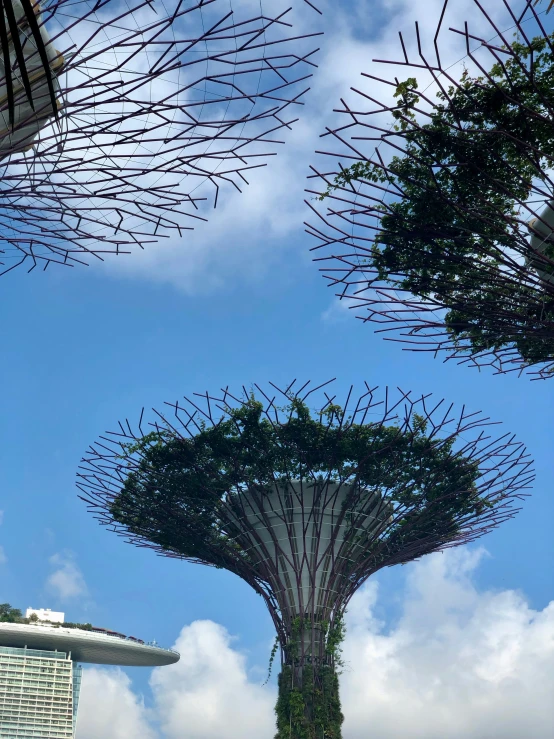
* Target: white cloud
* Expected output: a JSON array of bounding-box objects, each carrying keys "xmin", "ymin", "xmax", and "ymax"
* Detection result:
[
  {"xmin": 150, "ymin": 620, "xmax": 275, "ymax": 739},
  {"xmin": 322, "ymin": 296, "xmax": 361, "ymax": 323},
  {"xmin": 76, "ymin": 667, "xmax": 157, "ymax": 739},
  {"xmin": 341, "ymin": 548, "xmax": 554, "ymax": 738},
  {"xmin": 75, "ymin": 547, "xmax": 554, "ymax": 739},
  {"xmin": 90, "ymin": 0, "xmax": 519, "ymax": 294},
  {"xmin": 3, "ymin": 0, "xmax": 326, "ymax": 275},
  {"xmin": 46, "ymin": 551, "xmax": 89, "ymax": 601}
]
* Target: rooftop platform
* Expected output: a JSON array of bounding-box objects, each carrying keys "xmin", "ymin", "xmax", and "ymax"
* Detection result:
[{"xmin": 0, "ymin": 622, "xmax": 179, "ymax": 666}]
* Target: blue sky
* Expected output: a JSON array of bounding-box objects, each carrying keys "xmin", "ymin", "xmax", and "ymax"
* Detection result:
[{"xmin": 1, "ymin": 1, "xmax": 553, "ymax": 737}]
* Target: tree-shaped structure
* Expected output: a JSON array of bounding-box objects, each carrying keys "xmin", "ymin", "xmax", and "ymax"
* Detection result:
[
  {"xmin": 77, "ymin": 379, "xmax": 532, "ymax": 739},
  {"xmin": 0, "ymin": 0, "xmax": 321, "ymax": 275},
  {"xmin": 306, "ymin": 0, "xmax": 554, "ymax": 379}
]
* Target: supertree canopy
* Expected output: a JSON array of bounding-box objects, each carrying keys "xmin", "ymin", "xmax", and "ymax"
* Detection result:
[
  {"xmin": 77, "ymin": 379, "xmax": 533, "ymax": 739},
  {"xmin": 0, "ymin": 0, "xmax": 321, "ymax": 275},
  {"xmin": 306, "ymin": 0, "xmax": 554, "ymax": 379}
]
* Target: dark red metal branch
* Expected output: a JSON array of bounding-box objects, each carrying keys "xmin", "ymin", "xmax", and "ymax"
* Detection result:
[
  {"xmin": 305, "ymin": 0, "xmax": 554, "ymax": 379},
  {"xmin": 77, "ymin": 380, "xmax": 533, "ymax": 670},
  {"xmin": 1, "ymin": 0, "xmax": 322, "ymax": 275}
]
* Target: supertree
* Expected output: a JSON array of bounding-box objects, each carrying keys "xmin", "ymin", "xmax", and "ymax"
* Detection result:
[
  {"xmin": 0, "ymin": 0, "xmax": 321, "ymax": 275},
  {"xmin": 77, "ymin": 379, "xmax": 533, "ymax": 739},
  {"xmin": 305, "ymin": 0, "xmax": 554, "ymax": 379}
]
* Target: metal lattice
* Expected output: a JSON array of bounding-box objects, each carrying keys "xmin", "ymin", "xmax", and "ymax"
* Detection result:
[
  {"xmin": 77, "ymin": 379, "xmax": 533, "ymax": 670},
  {"xmin": 1, "ymin": 0, "xmax": 322, "ymax": 274},
  {"xmin": 305, "ymin": 0, "xmax": 554, "ymax": 379}
]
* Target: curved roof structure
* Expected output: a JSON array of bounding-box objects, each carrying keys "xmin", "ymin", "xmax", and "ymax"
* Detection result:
[{"xmin": 0, "ymin": 623, "xmax": 179, "ymax": 666}]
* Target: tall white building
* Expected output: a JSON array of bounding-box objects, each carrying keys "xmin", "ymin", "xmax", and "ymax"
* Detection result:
[
  {"xmin": 0, "ymin": 614, "xmax": 179, "ymax": 738},
  {"xmin": 0, "ymin": 646, "xmax": 81, "ymax": 739}
]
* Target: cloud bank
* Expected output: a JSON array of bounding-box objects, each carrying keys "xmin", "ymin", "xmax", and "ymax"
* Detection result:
[
  {"xmin": 341, "ymin": 548, "xmax": 554, "ymax": 739},
  {"xmin": 86, "ymin": 0, "xmax": 523, "ymax": 298},
  {"xmin": 77, "ymin": 667, "xmax": 157, "ymax": 739},
  {"xmin": 96, "ymin": 0, "xmax": 496, "ymax": 294},
  {"xmin": 151, "ymin": 621, "xmax": 275, "ymax": 739},
  {"xmin": 75, "ymin": 547, "xmax": 554, "ymax": 739}
]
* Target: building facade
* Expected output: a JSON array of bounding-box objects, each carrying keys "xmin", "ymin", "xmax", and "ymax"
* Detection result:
[
  {"xmin": 0, "ymin": 646, "xmax": 82, "ymax": 739},
  {"xmin": 0, "ymin": 617, "xmax": 178, "ymax": 738}
]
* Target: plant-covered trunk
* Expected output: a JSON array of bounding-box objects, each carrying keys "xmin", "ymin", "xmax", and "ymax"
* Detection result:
[{"xmin": 274, "ymin": 663, "xmax": 343, "ymax": 739}]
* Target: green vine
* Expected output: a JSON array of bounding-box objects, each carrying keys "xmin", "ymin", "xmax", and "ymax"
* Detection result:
[
  {"xmin": 324, "ymin": 616, "xmax": 346, "ymax": 672},
  {"xmin": 264, "ymin": 636, "xmax": 280, "ymax": 685},
  {"xmin": 275, "ymin": 665, "xmax": 343, "ymax": 739},
  {"xmin": 274, "ymin": 615, "xmax": 346, "ymax": 738},
  {"xmin": 318, "ymin": 33, "xmax": 554, "ymax": 364},
  {"xmin": 111, "ymin": 395, "xmax": 485, "ymax": 570},
  {"xmin": 289, "ymin": 616, "xmax": 302, "ymax": 660}
]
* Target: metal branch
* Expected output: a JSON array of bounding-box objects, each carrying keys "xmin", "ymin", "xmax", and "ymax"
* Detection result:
[
  {"xmin": 305, "ymin": 0, "xmax": 554, "ymax": 379},
  {"xmin": 77, "ymin": 380, "xmax": 533, "ymax": 673},
  {"xmin": 1, "ymin": 0, "xmax": 322, "ymax": 275}
]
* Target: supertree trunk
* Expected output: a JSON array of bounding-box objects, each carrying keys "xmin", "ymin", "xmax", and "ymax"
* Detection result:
[
  {"xmin": 273, "ymin": 605, "xmax": 344, "ymax": 737},
  {"xmin": 275, "ymin": 661, "xmax": 343, "ymax": 739}
]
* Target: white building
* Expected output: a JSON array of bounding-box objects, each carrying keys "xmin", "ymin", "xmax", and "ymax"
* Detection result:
[
  {"xmin": 25, "ymin": 608, "xmax": 65, "ymax": 624},
  {"xmin": 0, "ymin": 646, "xmax": 80, "ymax": 739},
  {"xmin": 0, "ymin": 620, "xmax": 179, "ymax": 738}
]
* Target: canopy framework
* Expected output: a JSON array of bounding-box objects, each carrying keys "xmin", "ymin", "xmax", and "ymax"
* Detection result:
[
  {"xmin": 305, "ymin": 0, "xmax": 554, "ymax": 379},
  {"xmin": 0, "ymin": 0, "xmax": 322, "ymax": 275},
  {"xmin": 77, "ymin": 379, "xmax": 533, "ymax": 736}
]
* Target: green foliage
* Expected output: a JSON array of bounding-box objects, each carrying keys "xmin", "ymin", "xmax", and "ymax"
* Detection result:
[
  {"xmin": 62, "ymin": 622, "xmax": 93, "ymax": 631},
  {"xmin": 322, "ymin": 35, "xmax": 554, "ymax": 362},
  {"xmin": 264, "ymin": 636, "xmax": 280, "ymax": 685},
  {"xmin": 287, "ymin": 616, "xmax": 303, "ymax": 661},
  {"xmin": 0, "ymin": 603, "xmax": 24, "ymax": 623},
  {"xmin": 109, "ymin": 396, "xmax": 484, "ymax": 570},
  {"xmin": 275, "ymin": 665, "xmax": 343, "ymax": 739},
  {"xmin": 324, "ymin": 616, "xmax": 345, "ymax": 672},
  {"xmin": 282, "ymin": 614, "xmax": 345, "ymax": 672}
]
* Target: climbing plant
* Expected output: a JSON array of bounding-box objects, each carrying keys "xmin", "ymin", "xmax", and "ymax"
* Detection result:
[
  {"xmin": 112, "ymin": 396, "xmax": 484, "ymax": 569},
  {"xmin": 320, "ymin": 34, "xmax": 554, "ymax": 364}
]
